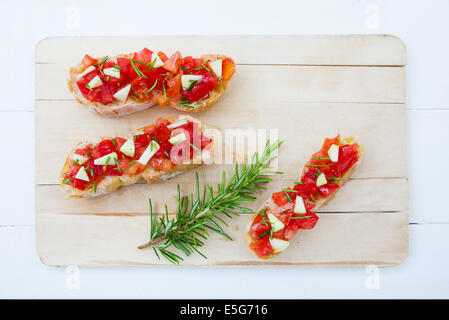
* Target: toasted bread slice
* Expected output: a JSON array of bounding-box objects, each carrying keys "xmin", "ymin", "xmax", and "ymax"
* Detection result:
[
  {"xmin": 60, "ymin": 115, "xmax": 218, "ymax": 198},
  {"xmin": 245, "ymin": 136, "xmax": 363, "ymax": 259},
  {"xmin": 68, "ymin": 52, "xmax": 235, "ymax": 117},
  {"xmin": 168, "ymin": 55, "xmax": 232, "ymax": 112}
]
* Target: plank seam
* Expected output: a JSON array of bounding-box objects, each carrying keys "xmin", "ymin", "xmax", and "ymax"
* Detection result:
[{"xmin": 36, "ymin": 211, "xmax": 408, "ymax": 217}]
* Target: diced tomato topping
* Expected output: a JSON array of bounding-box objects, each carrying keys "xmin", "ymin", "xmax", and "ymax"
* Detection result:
[
  {"xmin": 163, "ymin": 51, "xmax": 181, "ymax": 73},
  {"xmin": 272, "ymin": 191, "xmax": 290, "ymax": 207},
  {"xmin": 222, "ymin": 57, "xmax": 236, "ymax": 80},
  {"xmin": 63, "ymin": 119, "xmax": 213, "ymax": 191},
  {"xmin": 157, "ymin": 51, "xmax": 168, "ymax": 62},
  {"xmin": 78, "ymin": 54, "xmax": 96, "ymax": 72},
  {"xmin": 76, "ymin": 49, "xmax": 230, "ymax": 105},
  {"xmin": 134, "ymin": 48, "xmax": 153, "ymax": 64},
  {"xmin": 143, "ymin": 124, "xmax": 156, "ymax": 136}
]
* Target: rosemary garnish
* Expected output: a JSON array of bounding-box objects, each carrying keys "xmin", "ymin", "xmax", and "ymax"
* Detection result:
[
  {"xmin": 309, "ymin": 163, "xmax": 335, "ymax": 167},
  {"xmin": 137, "ymin": 140, "xmax": 284, "ymax": 264},
  {"xmin": 129, "ymin": 59, "xmax": 147, "ymax": 79},
  {"xmin": 179, "ymin": 97, "xmax": 192, "ymax": 106},
  {"xmin": 290, "ymin": 215, "xmax": 312, "ymax": 220},
  {"xmin": 294, "ymin": 181, "xmax": 303, "ymax": 185},
  {"xmin": 63, "ymin": 178, "xmax": 71, "ymax": 184},
  {"xmin": 145, "ymin": 79, "xmax": 158, "ymax": 93},
  {"xmin": 283, "ymin": 189, "xmax": 298, "ymax": 193},
  {"xmin": 284, "ymin": 192, "xmax": 292, "ymax": 202},
  {"xmin": 179, "ymin": 65, "xmax": 192, "ymax": 73},
  {"xmin": 111, "ymin": 139, "xmax": 116, "ymax": 146},
  {"xmin": 259, "ymin": 230, "xmax": 270, "ymax": 239},
  {"xmin": 93, "ymin": 182, "xmax": 97, "ymax": 193},
  {"xmin": 329, "ymin": 177, "xmax": 341, "ymax": 182}
]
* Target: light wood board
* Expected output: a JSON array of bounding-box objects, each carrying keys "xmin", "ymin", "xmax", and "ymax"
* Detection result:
[{"xmin": 35, "ymin": 35, "xmax": 408, "ymax": 267}]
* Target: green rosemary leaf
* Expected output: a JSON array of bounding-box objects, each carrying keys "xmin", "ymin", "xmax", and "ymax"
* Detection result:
[{"xmin": 137, "ymin": 139, "xmax": 284, "ymax": 264}]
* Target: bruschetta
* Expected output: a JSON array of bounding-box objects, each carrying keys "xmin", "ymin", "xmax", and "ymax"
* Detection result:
[
  {"xmin": 68, "ymin": 48, "xmax": 236, "ymax": 117},
  {"xmin": 60, "ymin": 115, "xmax": 217, "ymax": 198},
  {"xmin": 245, "ymin": 135, "xmax": 363, "ymax": 259}
]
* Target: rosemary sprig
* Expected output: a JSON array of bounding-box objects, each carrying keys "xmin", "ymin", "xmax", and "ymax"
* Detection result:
[{"xmin": 137, "ymin": 139, "xmax": 284, "ymax": 264}]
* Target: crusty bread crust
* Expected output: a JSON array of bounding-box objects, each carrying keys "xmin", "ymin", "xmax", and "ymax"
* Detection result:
[
  {"xmin": 245, "ymin": 137, "xmax": 363, "ymax": 259},
  {"xmin": 60, "ymin": 115, "xmax": 217, "ymax": 198},
  {"xmin": 68, "ymin": 54, "xmax": 234, "ymax": 117}
]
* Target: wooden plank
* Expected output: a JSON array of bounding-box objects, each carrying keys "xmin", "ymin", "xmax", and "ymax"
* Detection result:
[
  {"xmin": 35, "ymin": 212, "xmax": 409, "ymax": 267},
  {"xmin": 36, "ymin": 64, "xmax": 405, "ymax": 103},
  {"xmin": 36, "ymin": 178, "xmax": 408, "ymax": 215},
  {"xmin": 35, "ymin": 35, "xmax": 406, "ymax": 66},
  {"xmin": 35, "ymin": 101, "xmax": 407, "ymax": 184}
]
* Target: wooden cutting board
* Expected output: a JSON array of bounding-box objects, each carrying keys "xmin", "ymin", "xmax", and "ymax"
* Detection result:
[{"xmin": 35, "ymin": 35, "xmax": 408, "ymax": 267}]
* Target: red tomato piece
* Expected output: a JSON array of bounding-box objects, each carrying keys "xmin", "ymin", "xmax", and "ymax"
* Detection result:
[
  {"xmin": 144, "ymin": 124, "xmax": 156, "ymax": 136},
  {"xmin": 134, "ymin": 134, "xmax": 150, "ymax": 149},
  {"xmin": 157, "ymin": 51, "xmax": 168, "ymax": 62},
  {"xmin": 118, "ymin": 158, "xmax": 141, "ymax": 176},
  {"xmin": 95, "ymin": 139, "xmax": 116, "ymax": 156},
  {"xmin": 117, "ymin": 57, "xmax": 131, "ymax": 80},
  {"xmin": 78, "ymin": 54, "xmax": 97, "ymax": 72},
  {"xmin": 163, "ymin": 51, "xmax": 181, "ymax": 73},
  {"xmin": 272, "ymin": 191, "xmax": 290, "ymax": 207},
  {"xmin": 291, "ymin": 212, "xmax": 319, "ymax": 230},
  {"xmin": 181, "ymin": 82, "xmax": 210, "ymax": 102},
  {"xmin": 112, "ymin": 137, "xmax": 127, "ymax": 150},
  {"xmin": 155, "ymin": 123, "xmax": 171, "ymax": 142},
  {"xmin": 222, "ymin": 57, "xmax": 236, "ymax": 80},
  {"xmin": 134, "ymin": 48, "xmax": 153, "ymax": 64},
  {"xmin": 250, "ymin": 237, "xmax": 274, "ymax": 259},
  {"xmin": 150, "ymin": 158, "xmax": 172, "ymax": 171}
]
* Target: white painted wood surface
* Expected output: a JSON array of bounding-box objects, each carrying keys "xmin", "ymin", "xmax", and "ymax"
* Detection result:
[
  {"xmin": 35, "ymin": 35, "xmax": 408, "ymax": 266},
  {"xmin": 1, "ymin": 0, "xmax": 448, "ymax": 298}
]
